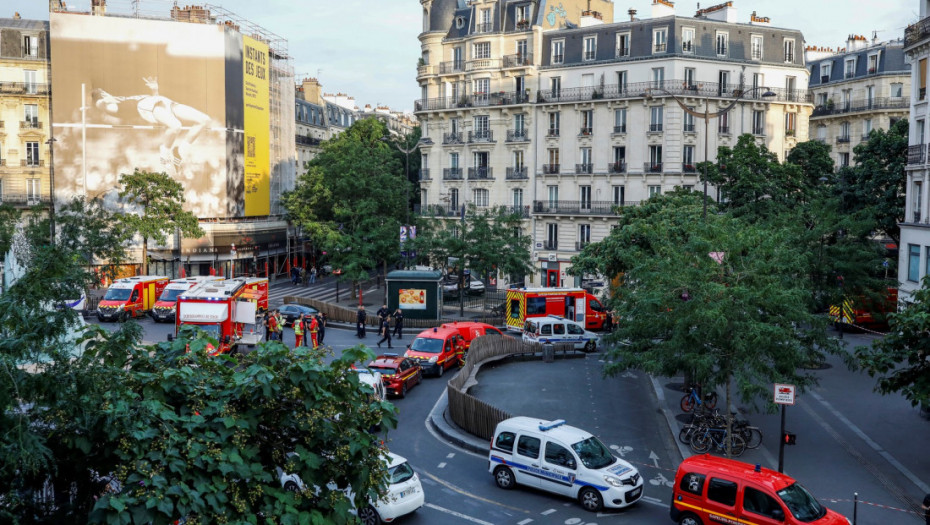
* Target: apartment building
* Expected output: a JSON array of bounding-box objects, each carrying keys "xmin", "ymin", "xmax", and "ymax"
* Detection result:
[
  {"xmin": 901, "ymin": 1, "xmax": 930, "ymax": 302},
  {"xmin": 0, "ymin": 16, "xmax": 51, "ymax": 209},
  {"xmin": 807, "ymin": 36, "xmax": 909, "ymax": 169},
  {"xmin": 414, "ymin": 0, "xmax": 811, "ymax": 286}
]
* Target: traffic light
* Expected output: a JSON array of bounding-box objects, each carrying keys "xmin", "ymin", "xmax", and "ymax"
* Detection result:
[{"xmin": 782, "ymin": 431, "xmax": 797, "ymax": 445}]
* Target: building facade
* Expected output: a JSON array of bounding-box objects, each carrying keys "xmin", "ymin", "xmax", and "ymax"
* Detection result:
[
  {"xmin": 901, "ymin": 0, "xmax": 930, "ymax": 302},
  {"xmin": 807, "ymin": 36, "xmax": 910, "ymax": 169},
  {"xmin": 0, "ymin": 17, "xmax": 51, "ymax": 209},
  {"xmin": 414, "ymin": 0, "xmax": 812, "ymax": 286}
]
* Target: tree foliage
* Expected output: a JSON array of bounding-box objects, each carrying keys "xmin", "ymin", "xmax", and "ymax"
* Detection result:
[
  {"xmin": 855, "ymin": 277, "xmax": 930, "ymax": 408},
  {"xmin": 572, "ymin": 192, "xmax": 839, "ymax": 411},
  {"xmin": 118, "ymin": 169, "xmax": 204, "ymax": 275}
]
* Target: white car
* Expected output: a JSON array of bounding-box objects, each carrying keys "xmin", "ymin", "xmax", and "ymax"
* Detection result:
[
  {"xmin": 522, "ymin": 315, "xmax": 600, "ymax": 352},
  {"xmin": 278, "ymin": 452, "xmax": 424, "ymax": 525}
]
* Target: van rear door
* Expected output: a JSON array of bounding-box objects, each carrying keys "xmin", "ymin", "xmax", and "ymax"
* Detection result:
[{"xmin": 702, "ymin": 476, "xmax": 741, "ymax": 524}]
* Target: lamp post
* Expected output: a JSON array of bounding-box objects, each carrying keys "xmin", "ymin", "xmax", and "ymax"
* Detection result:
[
  {"xmin": 45, "ymin": 137, "xmax": 57, "ymax": 242},
  {"xmin": 385, "ymin": 136, "xmax": 422, "ymax": 269},
  {"xmin": 644, "ymin": 85, "xmax": 777, "ymax": 219}
]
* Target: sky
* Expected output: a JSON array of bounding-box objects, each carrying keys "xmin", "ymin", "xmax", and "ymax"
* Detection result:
[{"xmin": 5, "ymin": 0, "xmax": 919, "ymax": 114}]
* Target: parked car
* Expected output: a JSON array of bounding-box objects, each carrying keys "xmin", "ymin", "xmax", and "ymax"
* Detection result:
[
  {"xmin": 405, "ymin": 326, "xmax": 466, "ymax": 377},
  {"xmin": 442, "ymin": 275, "xmax": 485, "ymax": 297},
  {"xmin": 366, "ymin": 354, "xmax": 423, "ymax": 398},
  {"xmin": 278, "ymin": 303, "xmax": 319, "ymax": 327},
  {"xmin": 522, "ymin": 315, "xmax": 600, "ymax": 352}
]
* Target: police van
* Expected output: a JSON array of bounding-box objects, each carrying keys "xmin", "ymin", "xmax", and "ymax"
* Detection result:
[
  {"xmin": 522, "ymin": 315, "xmax": 600, "ymax": 352},
  {"xmin": 489, "ymin": 417, "xmax": 643, "ymax": 512}
]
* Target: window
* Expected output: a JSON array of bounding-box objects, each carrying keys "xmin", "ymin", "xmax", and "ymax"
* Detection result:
[
  {"xmin": 839, "ymin": 152, "xmax": 850, "ymax": 167},
  {"xmin": 751, "ymin": 34, "xmax": 763, "ymax": 60},
  {"xmin": 683, "ymin": 145, "xmax": 695, "ymax": 166},
  {"xmin": 649, "ymin": 145, "xmax": 662, "ymax": 169},
  {"xmin": 473, "ymin": 188, "xmax": 489, "ymax": 207},
  {"xmin": 450, "ymin": 152, "xmax": 459, "ymax": 168},
  {"xmin": 679, "ymin": 472, "xmax": 706, "ymax": 496},
  {"xmin": 514, "ymin": 113, "xmax": 525, "ymax": 134},
  {"xmin": 617, "ymin": 70, "xmax": 628, "ymax": 92},
  {"xmin": 784, "ymin": 38, "xmax": 795, "ymax": 63},
  {"xmin": 752, "ymin": 72, "xmax": 764, "ymax": 91},
  {"xmin": 477, "ymin": 8, "xmax": 491, "ymax": 32},
  {"xmin": 866, "ymin": 85, "xmax": 875, "ymax": 106},
  {"xmin": 580, "ymin": 109, "xmax": 594, "ymax": 135},
  {"xmin": 516, "ymin": 39, "xmax": 528, "ymax": 59},
  {"xmin": 752, "ymin": 111, "xmax": 765, "ymax": 135},
  {"xmin": 684, "ymin": 67, "xmax": 696, "ymax": 89},
  {"xmin": 891, "ymin": 82, "xmax": 903, "ymax": 98},
  {"xmin": 613, "ymin": 146, "xmax": 626, "ymax": 163},
  {"xmin": 23, "ymin": 35, "xmax": 38, "ymax": 58},
  {"xmin": 650, "ymin": 106, "xmax": 663, "ymax": 132},
  {"xmin": 552, "ymin": 40, "xmax": 565, "ymax": 64},
  {"xmin": 785, "ymin": 112, "xmax": 797, "ymax": 135},
  {"xmin": 547, "ymin": 148, "xmax": 560, "ymax": 167},
  {"xmin": 707, "ymin": 478, "xmax": 738, "ymax": 507},
  {"xmin": 580, "ymin": 186, "xmax": 591, "ymax": 210},
  {"xmin": 817, "ymin": 125, "xmax": 827, "ymax": 141},
  {"xmin": 27, "ymin": 178, "xmax": 40, "ymax": 205},
  {"xmin": 549, "ymin": 112, "xmax": 560, "ymax": 135},
  {"xmin": 868, "ymin": 53, "xmax": 878, "ymax": 74},
  {"xmin": 715, "ymin": 32, "xmax": 728, "ymax": 56},
  {"xmin": 719, "ymin": 112, "xmax": 730, "ymax": 133},
  {"xmin": 651, "ymin": 67, "xmax": 665, "ymax": 88},
  {"xmin": 684, "ymin": 108, "xmax": 695, "ymax": 132},
  {"xmin": 474, "ymin": 42, "xmax": 490, "ymax": 59},
  {"xmin": 516, "ymin": 4, "xmax": 529, "ymax": 24},
  {"xmin": 845, "ymin": 58, "xmax": 856, "ymax": 79},
  {"xmin": 26, "ymin": 141, "xmax": 39, "ymax": 166},
  {"xmin": 648, "ymin": 185, "xmax": 662, "ymax": 198},
  {"xmin": 513, "ymin": 188, "xmax": 524, "ymax": 208},
  {"xmin": 449, "ymin": 188, "xmax": 459, "ymax": 210},
  {"xmin": 653, "ymin": 28, "xmax": 667, "ymax": 53},
  {"xmin": 579, "ymin": 224, "xmax": 591, "ymax": 245},
  {"xmin": 817, "ymin": 93, "xmax": 828, "ymax": 107},
  {"xmin": 840, "ymin": 121, "xmax": 851, "ymax": 139},
  {"xmin": 612, "ymin": 185, "xmax": 625, "ymax": 205},
  {"xmin": 908, "ymin": 244, "xmax": 920, "ymax": 282},
  {"xmin": 614, "ymin": 108, "xmax": 627, "ymax": 133},
  {"xmin": 744, "ymin": 487, "xmax": 783, "ymax": 520},
  {"xmin": 24, "ymin": 104, "xmax": 38, "ymax": 128},
  {"xmin": 863, "ymin": 119, "xmax": 873, "ymax": 138},
  {"xmin": 718, "ymin": 70, "xmax": 730, "ymax": 95},
  {"xmin": 545, "ymin": 442, "xmax": 575, "ymax": 468},
  {"xmin": 24, "ymin": 70, "xmax": 37, "ymax": 94},
  {"xmin": 453, "ymin": 47, "xmax": 464, "ymax": 69},
  {"xmin": 821, "ymin": 62, "xmax": 832, "ymax": 82},
  {"xmin": 914, "ymin": 182, "xmax": 922, "ymax": 223},
  {"xmin": 474, "ymin": 78, "xmax": 490, "ymax": 101},
  {"xmin": 842, "ymin": 89, "xmax": 852, "ymax": 110},
  {"xmin": 495, "ymin": 432, "xmax": 516, "ymax": 452},
  {"xmin": 550, "ymin": 76, "xmax": 561, "ymax": 98},
  {"xmin": 616, "ymin": 32, "xmax": 630, "ymax": 57},
  {"xmin": 546, "ymin": 223, "xmax": 558, "ymax": 248},
  {"xmin": 681, "ymin": 27, "xmax": 694, "ymax": 53},
  {"xmin": 474, "ymin": 115, "xmax": 489, "ymax": 140},
  {"xmin": 513, "ymin": 150, "xmax": 524, "ymax": 169},
  {"xmin": 579, "ymin": 148, "xmax": 592, "ymax": 170},
  {"xmin": 584, "ymin": 36, "xmax": 597, "ymax": 61},
  {"xmin": 547, "ymin": 185, "xmax": 559, "ymax": 205},
  {"xmin": 517, "ymin": 435, "xmax": 541, "ymax": 458}
]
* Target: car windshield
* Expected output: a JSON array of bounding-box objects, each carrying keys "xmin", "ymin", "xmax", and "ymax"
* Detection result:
[
  {"xmin": 103, "ymin": 288, "xmax": 132, "ymax": 301},
  {"xmin": 368, "ymin": 366, "xmax": 396, "ymax": 376},
  {"xmin": 159, "ymin": 288, "xmax": 185, "ymax": 302},
  {"xmin": 777, "ymin": 483, "xmax": 826, "ymax": 522},
  {"xmin": 388, "ymin": 461, "xmax": 415, "ymax": 484},
  {"xmin": 571, "ymin": 436, "xmax": 616, "ymax": 470},
  {"xmin": 409, "ymin": 337, "xmax": 443, "ymax": 354}
]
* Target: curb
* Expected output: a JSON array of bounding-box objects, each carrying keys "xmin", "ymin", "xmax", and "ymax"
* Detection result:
[
  {"xmin": 651, "ymin": 376, "xmax": 689, "ymax": 462},
  {"xmin": 426, "ymin": 388, "xmax": 489, "ymax": 454}
]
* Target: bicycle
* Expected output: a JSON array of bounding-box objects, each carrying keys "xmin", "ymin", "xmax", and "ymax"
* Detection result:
[
  {"xmin": 680, "ymin": 383, "xmax": 718, "ymax": 413},
  {"xmin": 690, "ymin": 426, "xmax": 746, "ymax": 457}
]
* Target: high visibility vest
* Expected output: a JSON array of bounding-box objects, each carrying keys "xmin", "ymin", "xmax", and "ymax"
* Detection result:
[{"xmin": 294, "ymin": 319, "xmax": 304, "ymax": 336}]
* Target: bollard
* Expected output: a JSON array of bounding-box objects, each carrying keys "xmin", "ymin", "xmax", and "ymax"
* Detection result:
[
  {"xmin": 852, "ymin": 492, "xmax": 857, "ymax": 525},
  {"xmin": 543, "ymin": 343, "xmax": 554, "ymax": 363}
]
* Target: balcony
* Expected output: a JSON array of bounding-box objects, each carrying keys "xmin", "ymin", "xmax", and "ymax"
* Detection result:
[
  {"xmin": 575, "ymin": 163, "xmax": 593, "ymax": 174},
  {"xmin": 908, "ymin": 144, "xmax": 926, "ymax": 165},
  {"xmin": 419, "ymin": 169, "xmax": 431, "ymax": 181},
  {"xmin": 21, "ymin": 159, "xmax": 44, "ymax": 167},
  {"xmin": 615, "ymin": 47, "xmax": 630, "ymax": 58},
  {"xmin": 784, "ymin": 52, "xmax": 795, "ymax": 62},
  {"xmin": 0, "ymin": 82, "xmax": 49, "ymax": 96},
  {"xmin": 547, "ymin": 128, "xmax": 560, "ymax": 138},
  {"xmin": 503, "ymin": 53, "xmax": 532, "ymax": 68},
  {"xmin": 683, "ymin": 123, "xmax": 695, "ymax": 132},
  {"xmin": 682, "ymin": 42, "xmax": 693, "ymax": 53},
  {"xmin": 719, "ymin": 125, "xmax": 730, "ymax": 134},
  {"xmin": 474, "ymin": 22, "xmax": 493, "ymax": 33},
  {"xmin": 468, "ymin": 130, "xmax": 494, "ymax": 143},
  {"xmin": 20, "ymin": 119, "xmax": 41, "ymax": 129},
  {"xmin": 836, "ymin": 136, "xmax": 851, "ymax": 143},
  {"xmin": 820, "ymin": 75, "xmax": 830, "ymax": 84},
  {"xmin": 915, "ymin": 211, "xmax": 922, "ymax": 223},
  {"xmin": 868, "ymin": 67, "xmax": 877, "ymax": 74},
  {"xmin": 552, "ymin": 54, "xmax": 564, "ymax": 64},
  {"xmin": 583, "ymin": 51, "xmax": 596, "ymax": 61},
  {"xmin": 543, "ymin": 240, "xmax": 558, "ymax": 250},
  {"xmin": 654, "ymin": 43, "xmax": 667, "ymax": 53},
  {"xmin": 607, "ymin": 161, "xmax": 626, "ymax": 173},
  {"xmin": 644, "ymin": 163, "xmax": 663, "ymax": 173},
  {"xmin": 419, "ymin": 204, "xmax": 460, "ymax": 218},
  {"xmin": 542, "ymin": 164, "xmax": 560, "ymax": 174},
  {"xmin": 506, "ymin": 167, "xmax": 528, "ymax": 180},
  {"xmin": 439, "ymin": 61, "xmax": 465, "ymax": 74},
  {"xmin": 682, "ymin": 163, "xmax": 697, "ymax": 174},
  {"xmin": 443, "ymin": 168, "xmax": 464, "ymax": 180},
  {"xmin": 506, "ymin": 129, "xmax": 530, "ymax": 142},
  {"xmin": 514, "ymin": 20, "xmax": 531, "ymax": 31},
  {"xmin": 465, "ymin": 58, "xmax": 501, "ymax": 72},
  {"xmin": 533, "ymin": 199, "xmax": 639, "ymax": 215},
  {"xmin": 295, "ymin": 135, "xmax": 321, "ymax": 147},
  {"xmin": 0, "ymin": 193, "xmax": 51, "ymax": 206},
  {"xmin": 810, "ymin": 97, "xmax": 909, "ymax": 117},
  {"xmin": 443, "ymin": 132, "xmax": 465, "ymax": 144},
  {"xmin": 862, "ymin": 134, "xmax": 872, "ymax": 142},
  {"xmin": 575, "ymin": 241, "xmax": 592, "ymax": 251},
  {"xmin": 906, "ymin": 15, "xmax": 930, "ymax": 46},
  {"xmin": 648, "ymin": 123, "xmax": 663, "ymax": 132},
  {"xmin": 579, "ymin": 127, "xmax": 593, "ymax": 136},
  {"xmin": 468, "ymin": 167, "xmax": 494, "ymax": 180},
  {"xmin": 613, "ymin": 124, "xmax": 626, "ymax": 133},
  {"xmin": 504, "ymin": 205, "xmax": 531, "ymax": 218},
  {"xmin": 844, "ymin": 71, "xmax": 856, "ymax": 79}
]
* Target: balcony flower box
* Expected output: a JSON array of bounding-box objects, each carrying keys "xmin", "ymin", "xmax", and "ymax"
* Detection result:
[{"xmin": 684, "ymin": 164, "xmax": 695, "ymax": 171}]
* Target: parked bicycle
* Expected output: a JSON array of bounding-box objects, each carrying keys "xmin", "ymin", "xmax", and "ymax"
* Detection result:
[
  {"xmin": 690, "ymin": 426, "xmax": 747, "ymax": 457},
  {"xmin": 680, "ymin": 383, "xmax": 718, "ymax": 413},
  {"xmin": 679, "ymin": 408, "xmax": 762, "ymax": 450}
]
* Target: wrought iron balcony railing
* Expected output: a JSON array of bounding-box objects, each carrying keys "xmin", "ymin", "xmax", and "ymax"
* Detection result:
[
  {"xmin": 443, "ymin": 132, "xmax": 465, "ymax": 144},
  {"xmin": 607, "ymin": 161, "xmax": 626, "ymax": 173},
  {"xmin": 644, "ymin": 163, "xmax": 663, "ymax": 173},
  {"xmin": 907, "ymin": 144, "xmax": 926, "ymax": 165},
  {"xmin": 542, "ymin": 164, "xmax": 560, "ymax": 174},
  {"xmin": 419, "ymin": 169, "xmax": 431, "ymax": 181},
  {"xmin": 682, "ymin": 163, "xmax": 697, "ymax": 173},
  {"xmin": 506, "ymin": 167, "xmax": 528, "ymax": 180},
  {"xmin": 575, "ymin": 163, "xmax": 593, "ymax": 174},
  {"xmin": 506, "ymin": 129, "xmax": 530, "ymax": 142},
  {"xmin": 468, "ymin": 130, "xmax": 494, "ymax": 143},
  {"xmin": 443, "ymin": 168, "xmax": 464, "ymax": 180},
  {"xmin": 467, "ymin": 167, "xmax": 493, "ymax": 180}
]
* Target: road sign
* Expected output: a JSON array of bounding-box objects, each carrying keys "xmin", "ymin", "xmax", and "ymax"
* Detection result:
[{"xmin": 774, "ymin": 383, "xmax": 796, "ymax": 405}]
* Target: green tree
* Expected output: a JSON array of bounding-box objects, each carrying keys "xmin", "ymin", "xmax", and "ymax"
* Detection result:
[
  {"xmin": 118, "ymin": 169, "xmax": 204, "ymax": 275},
  {"xmin": 283, "ymin": 118, "xmax": 407, "ymax": 296},
  {"xmin": 854, "ymin": 277, "xmax": 930, "ymax": 408},
  {"xmin": 0, "ymin": 203, "xmax": 19, "ymax": 258},
  {"xmin": 571, "ymin": 193, "xmax": 839, "ymax": 412},
  {"xmin": 845, "ymin": 118, "xmax": 907, "ymax": 246}
]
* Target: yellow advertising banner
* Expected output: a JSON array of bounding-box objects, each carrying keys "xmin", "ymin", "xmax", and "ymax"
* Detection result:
[{"xmin": 243, "ymin": 35, "xmax": 270, "ymax": 216}]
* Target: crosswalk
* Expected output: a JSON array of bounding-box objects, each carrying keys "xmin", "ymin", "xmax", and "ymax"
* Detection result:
[{"xmin": 266, "ymin": 280, "xmax": 381, "ymax": 308}]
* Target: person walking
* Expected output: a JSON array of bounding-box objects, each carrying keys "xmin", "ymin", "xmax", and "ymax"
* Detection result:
[
  {"xmin": 377, "ymin": 314, "xmax": 393, "ymax": 349},
  {"xmin": 376, "ymin": 304, "xmax": 390, "ymax": 334},
  {"xmin": 308, "ymin": 314, "xmax": 320, "ymax": 349},
  {"xmin": 392, "ymin": 308, "xmax": 404, "ymax": 339},
  {"xmin": 309, "ymin": 266, "xmax": 318, "ymax": 284},
  {"xmin": 290, "ymin": 266, "xmax": 299, "ymax": 285},
  {"xmin": 293, "ymin": 315, "xmax": 304, "ymax": 348},
  {"xmin": 356, "ymin": 305, "xmax": 367, "ymax": 338},
  {"xmin": 315, "ymin": 312, "xmax": 327, "ymax": 345}
]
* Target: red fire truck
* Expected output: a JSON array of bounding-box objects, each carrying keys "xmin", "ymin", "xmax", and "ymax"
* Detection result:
[
  {"xmin": 97, "ymin": 276, "xmax": 169, "ymax": 322},
  {"xmin": 505, "ymin": 287, "xmax": 608, "ymax": 332},
  {"xmin": 150, "ymin": 276, "xmax": 224, "ymax": 323},
  {"xmin": 175, "ymin": 278, "xmax": 267, "ymax": 355}
]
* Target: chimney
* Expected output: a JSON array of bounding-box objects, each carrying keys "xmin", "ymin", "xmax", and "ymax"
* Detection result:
[
  {"xmin": 749, "ymin": 11, "xmax": 770, "ymax": 26},
  {"xmin": 872, "ymin": 30, "xmax": 879, "ymax": 45},
  {"xmin": 651, "ymin": 0, "xmax": 675, "ymax": 18},
  {"xmin": 627, "ymin": 8, "xmax": 637, "ymax": 21},
  {"xmin": 13, "ymin": 12, "xmax": 20, "ymax": 19},
  {"xmin": 91, "ymin": 0, "xmax": 106, "ymax": 16},
  {"xmin": 847, "ymin": 34, "xmax": 868, "ymax": 51},
  {"xmin": 301, "ymin": 78, "xmax": 323, "ymax": 105},
  {"xmin": 695, "ymin": 1, "xmax": 736, "ymax": 23}
]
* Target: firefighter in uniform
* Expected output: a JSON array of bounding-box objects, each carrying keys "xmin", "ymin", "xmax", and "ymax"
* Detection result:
[
  {"xmin": 308, "ymin": 314, "xmax": 320, "ymax": 349},
  {"xmin": 293, "ymin": 315, "xmax": 304, "ymax": 348},
  {"xmin": 455, "ymin": 337, "xmax": 466, "ymax": 366}
]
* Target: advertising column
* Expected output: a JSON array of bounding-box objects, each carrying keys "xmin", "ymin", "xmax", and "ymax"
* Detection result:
[{"xmin": 243, "ymin": 36, "xmax": 270, "ymax": 216}]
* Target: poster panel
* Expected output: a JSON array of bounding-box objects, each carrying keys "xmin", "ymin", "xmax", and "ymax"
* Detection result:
[{"xmin": 242, "ymin": 36, "xmax": 270, "ymax": 216}]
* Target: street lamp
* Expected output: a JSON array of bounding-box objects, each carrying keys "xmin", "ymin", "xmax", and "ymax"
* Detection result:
[
  {"xmin": 644, "ymin": 84, "xmax": 777, "ymax": 219},
  {"xmin": 384, "ymin": 135, "xmax": 423, "ymax": 269}
]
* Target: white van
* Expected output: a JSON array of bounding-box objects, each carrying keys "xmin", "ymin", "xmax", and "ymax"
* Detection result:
[
  {"xmin": 488, "ymin": 417, "xmax": 643, "ymax": 512},
  {"xmin": 522, "ymin": 315, "xmax": 599, "ymax": 352}
]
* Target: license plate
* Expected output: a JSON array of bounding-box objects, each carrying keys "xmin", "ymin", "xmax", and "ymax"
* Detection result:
[{"xmin": 629, "ymin": 486, "xmax": 642, "ymax": 500}]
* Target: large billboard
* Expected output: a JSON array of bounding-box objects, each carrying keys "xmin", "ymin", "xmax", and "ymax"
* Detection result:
[
  {"xmin": 49, "ymin": 12, "xmax": 261, "ymax": 219},
  {"xmin": 242, "ymin": 35, "xmax": 270, "ymax": 216}
]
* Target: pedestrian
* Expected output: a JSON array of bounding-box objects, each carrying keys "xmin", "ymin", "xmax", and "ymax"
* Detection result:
[
  {"xmin": 376, "ymin": 303, "xmax": 390, "ymax": 333},
  {"xmin": 604, "ymin": 310, "xmax": 614, "ymax": 333},
  {"xmin": 290, "ymin": 266, "xmax": 299, "ymax": 285},
  {"xmin": 274, "ymin": 310, "xmax": 285, "ymax": 341},
  {"xmin": 923, "ymin": 493, "xmax": 930, "ymax": 525},
  {"xmin": 392, "ymin": 308, "xmax": 404, "ymax": 339},
  {"xmin": 266, "ymin": 310, "xmax": 279, "ymax": 341},
  {"xmin": 262, "ymin": 311, "xmax": 272, "ymax": 342},
  {"xmin": 308, "ymin": 314, "xmax": 320, "ymax": 349},
  {"xmin": 315, "ymin": 312, "xmax": 327, "ymax": 345},
  {"xmin": 377, "ymin": 314, "xmax": 393, "ymax": 349},
  {"xmin": 293, "ymin": 314, "xmax": 304, "ymax": 348},
  {"xmin": 310, "ymin": 265, "xmax": 318, "ymax": 284},
  {"xmin": 356, "ymin": 305, "xmax": 367, "ymax": 338}
]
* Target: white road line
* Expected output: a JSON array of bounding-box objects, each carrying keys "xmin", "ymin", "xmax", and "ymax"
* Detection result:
[
  {"xmin": 424, "ymin": 503, "xmax": 495, "ymax": 525},
  {"xmin": 641, "ymin": 495, "xmax": 667, "ymax": 507},
  {"xmin": 517, "ymin": 519, "xmax": 534, "ymax": 525},
  {"xmin": 447, "ymin": 452, "xmax": 456, "ymax": 459},
  {"xmin": 438, "ymin": 462, "xmax": 447, "ymax": 469},
  {"xmin": 541, "ymin": 508, "xmax": 556, "ymax": 515}
]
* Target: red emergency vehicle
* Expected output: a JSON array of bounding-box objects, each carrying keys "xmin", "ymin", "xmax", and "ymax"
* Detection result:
[
  {"xmin": 97, "ymin": 276, "xmax": 169, "ymax": 322},
  {"xmin": 505, "ymin": 287, "xmax": 607, "ymax": 332},
  {"xmin": 150, "ymin": 276, "xmax": 223, "ymax": 323},
  {"xmin": 175, "ymin": 278, "xmax": 266, "ymax": 355}
]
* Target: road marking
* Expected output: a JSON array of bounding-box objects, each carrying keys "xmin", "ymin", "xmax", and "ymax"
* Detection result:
[
  {"xmin": 517, "ymin": 519, "xmax": 534, "ymax": 525},
  {"xmin": 541, "ymin": 508, "xmax": 556, "ymax": 515},
  {"xmin": 438, "ymin": 462, "xmax": 447, "ymax": 469},
  {"xmin": 424, "ymin": 502, "xmax": 495, "ymax": 525},
  {"xmin": 641, "ymin": 495, "xmax": 667, "ymax": 507},
  {"xmin": 447, "ymin": 452, "xmax": 456, "ymax": 459},
  {"xmin": 419, "ymin": 470, "xmax": 530, "ymax": 513}
]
